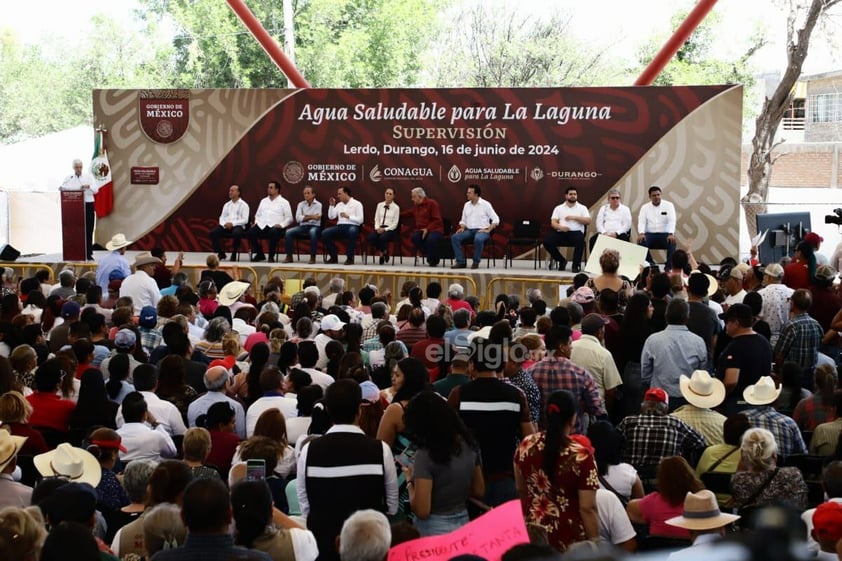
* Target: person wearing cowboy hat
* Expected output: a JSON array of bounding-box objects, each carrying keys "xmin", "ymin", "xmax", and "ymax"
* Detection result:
[
  {"xmin": 217, "ymin": 281, "xmax": 256, "ymax": 318},
  {"xmin": 671, "ymin": 370, "xmax": 727, "ymax": 446},
  {"xmin": 741, "ymin": 376, "xmax": 807, "ymax": 456},
  {"xmin": 33, "ymin": 442, "xmax": 102, "ymax": 487},
  {"xmin": 119, "ymin": 251, "xmax": 162, "ymax": 314},
  {"xmin": 664, "ymin": 489, "xmax": 740, "ymax": 558},
  {"xmin": 0, "ymin": 429, "xmax": 31, "ymax": 508},
  {"xmin": 95, "ymin": 233, "xmax": 133, "ymax": 293}
]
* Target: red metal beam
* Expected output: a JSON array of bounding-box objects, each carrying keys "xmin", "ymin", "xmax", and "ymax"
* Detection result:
[
  {"xmin": 226, "ymin": 0, "xmax": 311, "ymax": 88},
  {"xmin": 634, "ymin": 0, "xmax": 720, "ymax": 86}
]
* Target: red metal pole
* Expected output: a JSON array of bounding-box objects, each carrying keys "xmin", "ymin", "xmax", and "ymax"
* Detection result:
[
  {"xmin": 226, "ymin": 0, "xmax": 311, "ymax": 88},
  {"xmin": 634, "ymin": 0, "xmax": 720, "ymax": 86}
]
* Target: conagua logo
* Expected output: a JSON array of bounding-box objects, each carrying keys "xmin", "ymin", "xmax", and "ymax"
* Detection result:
[
  {"xmin": 448, "ymin": 165, "xmax": 462, "ymax": 183},
  {"xmin": 370, "ymin": 165, "xmax": 382, "ymax": 182}
]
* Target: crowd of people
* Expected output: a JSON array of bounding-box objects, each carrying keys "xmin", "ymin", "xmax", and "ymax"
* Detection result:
[
  {"xmin": 203, "ymin": 181, "xmax": 678, "ymax": 272},
  {"xmin": 4, "ymin": 223, "xmax": 842, "ymax": 561}
]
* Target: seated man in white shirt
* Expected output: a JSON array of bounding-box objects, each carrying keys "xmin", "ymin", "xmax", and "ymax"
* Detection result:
[
  {"xmin": 188, "ymin": 365, "xmax": 247, "ymax": 438},
  {"xmin": 590, "ymin": 188, "xmax": 633, "ymax": 251},
  {"xmin": 245, "ymin": 366, "xmax": 299, "ymax": 437},
  {"xmin": 637, "ymin": 185, "xmax": 677, "ymax": 267},
  {"xmin": 115, "ymin": 364, "xmax": 187, "ymax": 438},
  {"xmin": 246, "ymin": 180, "xmax": 293, "ymax": 263},
  {"xmin": 323, "ymin": 186, "xmax": 364, "ymax": 265},
  {"xmin": 543, "ymin": 186, "xmax": 591, "ymax": 272},
  {"xmin": 209, "ymin": 184, "xmax": 250, "ymax": 260},
  {"xmin": 116, "ymin": 392, "xmax": 178, "ymax": 463},
  {"xmin": 450, "ymin": 184, "xmax": 500, "ymax": 270}
]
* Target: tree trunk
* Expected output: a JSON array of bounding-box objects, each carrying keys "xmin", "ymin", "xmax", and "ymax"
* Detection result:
[{"xmin": 742, "ymin": 0, "xmax": 840, "ymax": 239}]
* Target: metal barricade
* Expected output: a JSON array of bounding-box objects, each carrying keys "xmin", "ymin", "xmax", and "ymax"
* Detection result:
[
  {"xmin": 485, "ymin": 277, "xmax": 563, "ymax": 310},
  {"xmin": 0, "ymin": 263, "xmax": 57, "ymax": 284},
  {"xmin": 266, "ymin": 267, "xmax": 479, "ymax": 306}
]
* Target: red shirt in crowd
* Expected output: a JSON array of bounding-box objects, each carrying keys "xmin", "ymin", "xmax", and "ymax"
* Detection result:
[{"xmin": 26, "ymin": 392, "xmax": 76, "ymax": 433}]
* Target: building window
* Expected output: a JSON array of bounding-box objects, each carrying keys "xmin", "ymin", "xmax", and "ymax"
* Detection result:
[{"xmin": 809, "ymin": 93, "xmax": 842, "ymax": 123}]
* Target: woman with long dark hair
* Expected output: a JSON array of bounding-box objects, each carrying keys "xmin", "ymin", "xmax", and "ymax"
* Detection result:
[
  {"xmin": 243, "ymin": 342, "xmax": 271, "ymax": 406},
  {"xmin": 231, "ymin": 479, "xmax": 315, "ymax": 560},
  {"xmin": 618, "ymin": 292, "xmax": 653, "ymax": 415},
  {"xmin": 402, "ymin": 391, "xmax": 484, "ymax": 536},
  {"xmin": 155, "ymin": 354, "xmax": 197, "ymax": 423},
  {"xmin": 105, "ymin": 353, "xmax": 134, "ymax": 404},
  {"xmin": 197, "ymin": 401, "xmax": 241, "ymax": 477},
  {"xmin": 376, "ymin": 357, "xmax": 431, "ymax": 519},
  {"xmin": 587, "ymin": 420, "xmax": 643, "ymax": 503},
  {"xmin": 69, "ymin": 368, "xmax": 119, "ymax": 431},
  {"xmin": 514, "ymin": 390, "xmax": 599, "ymax": 552}
]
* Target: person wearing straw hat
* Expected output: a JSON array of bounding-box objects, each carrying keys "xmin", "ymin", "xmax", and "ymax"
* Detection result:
[
  {"xmin": 217, "ymin": 280, "xmax": 255, "ymax": 318},
  {"xmin": 741, "ymin": 376, "xmax": 806, "ymax": 456},
  {"xmin": 95, "ymin": 233, "xmax": 133, "ymax": 293},
  {"xmin": 0, "ymin": 429, "xmax": 31, "ymax": 508},
  {"xmin": 664, "ymin": 489, "xmax": 740, "ymax": 557},
  {"xmin": 33, "ymin": 442, "xmax": 102, "ymax": 486},
  {"xmin": 119, "ymin": 252, "xmax": 163, "ymax": 314},
  {"xmin": 671, "ymin": 370, "xmax": 727, "ymax": 446}
]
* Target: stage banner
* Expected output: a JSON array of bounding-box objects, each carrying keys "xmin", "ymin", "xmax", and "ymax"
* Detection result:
[{"xmin": 93, "ymin": 86, "xmax": 742, "ymax": 262}]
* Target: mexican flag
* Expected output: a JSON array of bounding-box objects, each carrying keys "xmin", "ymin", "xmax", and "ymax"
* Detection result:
[{"xmin": 91, "ymin": 128, "xmax": 113, "ymax": 218}]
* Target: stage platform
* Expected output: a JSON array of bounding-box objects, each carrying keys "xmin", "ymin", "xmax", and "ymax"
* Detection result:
[{"xmin": 6, "ymin": 251, "xmax": 589, "ymax": 308}]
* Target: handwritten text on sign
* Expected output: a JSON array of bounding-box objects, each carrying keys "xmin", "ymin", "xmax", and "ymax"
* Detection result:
[{"xmin": 388, "ymin": 500, "xmax": 528, "ymax": 561}]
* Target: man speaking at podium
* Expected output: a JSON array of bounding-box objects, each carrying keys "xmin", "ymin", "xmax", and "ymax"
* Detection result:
[{"xmin": 61, "ymin": 159, "xmax": 98, "ymax": 260}]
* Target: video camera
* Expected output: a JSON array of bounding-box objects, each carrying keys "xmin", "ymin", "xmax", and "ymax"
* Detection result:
[{"xmin": 825, "ymin": 208, "xmax": 842, "ymax": 225}]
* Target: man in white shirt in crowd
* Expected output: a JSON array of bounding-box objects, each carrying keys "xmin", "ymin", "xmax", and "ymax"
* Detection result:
[
  {"xmin": 284, "ymin": 184, "xmax": 323, "ymax": 264},
  {"xmin": 60, "ymin": 158, "xmax": 98, "ymax": 260},
  {"xmin": 246, "ymin": 180, "xmax": 293, "ymax": 263},
  {"xmin": 245, "ymin": 366, "xmax": 298, "ymax": 437},
  {"xmin": 323, "ymin": 186, "xmax": 364, "ymax": 265},
  {"xmin": 119, "ymin": 252, "xmax": 162, "ymax": 314},
  {"xmin": 115, "ymin": 364, "xmax": 187, "ymax": 438},
  {"xmin": 637, "ymin": 185, "xmax": 677, "ymax": 267},
  {"xmin": 543, "ymin": 186, "xmax": 591, "ymax": 272},
  {"xmin": 590, "ymin": 188, "xmax": 632, "ymax": 251},
  {"xmin": 116, "ymin": 392, "xmax": 178, "ymax": 463},
  {"xmin": 209, "ymin": 184, "xmax": 250, "ymax": 261},
  {"xmin": 451, "ymin": 184, "xmax": 500, "ymax": 270}
]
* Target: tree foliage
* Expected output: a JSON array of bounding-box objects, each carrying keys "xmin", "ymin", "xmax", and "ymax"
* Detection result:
[
  {"xmin": 633, "ymin": 7, "xmax": 767, "ymax": 134},
  {"xmin": 420, "ymin": 2, "xmax": 618, "ymax": 87},
  {"xmin": 138, "ymin": 0, "xmax": 446, "ymax": 88},
  {"xmin": 0, "ymin": 15, "xmax": 173, "ymax": 143}
]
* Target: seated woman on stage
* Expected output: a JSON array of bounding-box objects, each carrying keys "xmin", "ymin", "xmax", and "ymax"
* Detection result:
[{"xmin": 367, "ymin": 188, "xmax": 400, "ymax": 264}]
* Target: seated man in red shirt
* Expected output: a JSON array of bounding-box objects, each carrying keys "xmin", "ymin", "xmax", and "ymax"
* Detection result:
[{"xmin": 26, "ymin": 358, "xmax": 76, "ymax": 434}]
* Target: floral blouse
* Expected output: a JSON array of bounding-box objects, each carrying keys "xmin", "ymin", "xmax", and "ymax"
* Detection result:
[
  {"xmin": 514, "ymin": 432, "xmax": 599, "ymax": 552},
  {"xmin": 731, "ymin": 466, "xmax": 808, "ymax": 510}
]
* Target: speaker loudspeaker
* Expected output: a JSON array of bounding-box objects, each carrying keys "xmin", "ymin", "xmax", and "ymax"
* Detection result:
[{"xmin": 0, "ymin": 244, "xmax": 20, "ymax": 262}]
